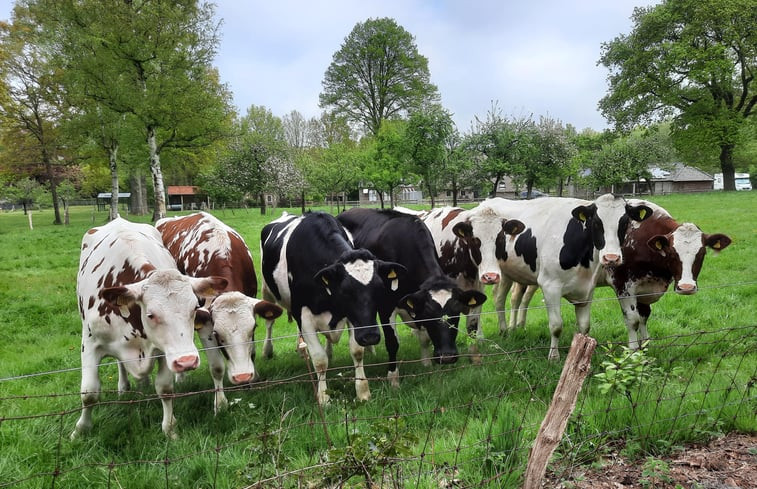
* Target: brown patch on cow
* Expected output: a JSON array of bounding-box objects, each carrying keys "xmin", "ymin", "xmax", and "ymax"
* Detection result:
[
  {"xmin": 88, "ymin": 296, "xmax": 95, "ymax": 310},
  {"xmin": 91, "ymin": 257, "xmax": 106, "ymax": 274},
  {"xmin": 441, "ymin": 208, "xmax": 464, "ymax": 230},
  {"xmin": 96, "ymin": 260, "xmax": 149, "ymax": 337},
  {"xmin": 86, "ymin": 228, "xmax": 98, "ymax": 235}
]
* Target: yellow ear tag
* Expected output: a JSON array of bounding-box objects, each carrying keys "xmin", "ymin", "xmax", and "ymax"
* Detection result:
[
  {"xmin": 579, "ymin": 212, "xmax": 586, "ymax": 222},
  {"xmin": 639, "ymin": 209, "xmax": 647, "ymax": 219},
  {"xmin": 406, "ymin": 299, "xmax": 414, "ymax": 309},
  {"xmin": 713, "ymin": 241, "xmax": 721, "ymax": 249},
  {"xmin": 387, "ymin": 270, "xmax": 397, "ymax": 279},
  {"xmin": 468, "ymin": 297, "xmax": 478, "ymax": 306},
  {"xmin": 265, "ymin": 311, "xmax": 274, "ymax": 318},
  {"xmin": 655, "ymin": 240, "xmax": 663, "ymax": 250},
  {"xmin": 194, "ymin": 321, "xmax": 204, "ymax": 331},
  {"xmin": 321, "ymin": 276, "xmax": 329, "ymax": 285}
]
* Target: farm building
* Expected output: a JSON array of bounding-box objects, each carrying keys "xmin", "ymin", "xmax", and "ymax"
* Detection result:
[
  {"xmin": 622, "ymin": 163, "xmax": 715, "ymax": 195},
  {"xmin": 166, "ymin": 185, "xmax": 209, "ymax": 211}
]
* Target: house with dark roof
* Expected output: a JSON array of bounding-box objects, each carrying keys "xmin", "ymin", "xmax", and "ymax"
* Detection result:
[{"xmin": 618, "ymin": 163, "xmax": 714, "ymax": 195}]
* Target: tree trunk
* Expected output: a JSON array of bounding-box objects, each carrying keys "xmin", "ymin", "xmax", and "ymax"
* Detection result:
[
  {"xmin": 452, "ymin": 179, "xmax": 458, "ymax": 206},
  {"xmin": 259, "ymin": 193, "xmax": 266, "ymax": 215},
  {"xmin": 63, "ymin": 200, "xmax": 70, "ymax": 225},
  {"xmin": 147, "ymin": 125, "xmax": 167, "ymax": 221},
  {"xmin": 130, "ymin": 171, "xmax": 148, "ymax": 216},
  {"xmin": 108, "ymin": 144, "xmax": 119, "ymax": 221},
  {"xmin": 42, "ymin": 149, "xmax": 62, "ymax": 225},
  {"xmin": 720, "ymin": 144, "xmax": 736, "ymax": 191},
  {"xmin": 300, "ymin": 190, "xmax": 306, "ymax": 214}
]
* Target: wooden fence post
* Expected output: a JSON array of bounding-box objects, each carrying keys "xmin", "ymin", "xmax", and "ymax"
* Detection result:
[{"xmin": 522, "ymin": 333, "xmax": 597, "ymax": 489}]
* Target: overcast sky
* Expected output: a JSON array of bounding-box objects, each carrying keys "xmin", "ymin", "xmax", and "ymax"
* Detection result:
[{"xmin": 0, "ymin": 0, "xmax": 657, "ymax": 132}]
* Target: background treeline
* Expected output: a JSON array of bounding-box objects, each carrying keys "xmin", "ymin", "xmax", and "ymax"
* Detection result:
[{"xmin": 1, "ymin": 1, "xmax": 755, "ymax": 222}]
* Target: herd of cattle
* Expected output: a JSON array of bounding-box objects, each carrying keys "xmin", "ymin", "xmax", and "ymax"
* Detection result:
[{"xmin": 73, "ymin": 194, "xmax": 731, "ymax": 438}]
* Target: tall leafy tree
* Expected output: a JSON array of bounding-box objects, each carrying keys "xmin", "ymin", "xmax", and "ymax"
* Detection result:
[
  {"xmin": 0, "ymin": 3, "xmax": 67, "ymax": 224},
  {"xmin": 319, "ymin": 17, "xmax": 439, "ymax": 136},
  {"xmin": 599, "ymin": 0, "xmax": 757, "ymax": 191},
  {"xmin": 360, "ymin": 120, "xmax": 411, "ymax": 208},
  {"xmin": 405, "ymin": 105, "xmax": 454, "ymax": 206}
]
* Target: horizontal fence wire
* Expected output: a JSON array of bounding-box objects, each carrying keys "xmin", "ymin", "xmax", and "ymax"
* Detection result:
[{"xmin": 0, "ymin": 283, "xmax": 755, "ymax": 488}]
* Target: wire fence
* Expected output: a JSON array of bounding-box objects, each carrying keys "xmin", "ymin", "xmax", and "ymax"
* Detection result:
[{"xmin": 1, "ymin": 286, "xmax": 755, "ymax": 489}]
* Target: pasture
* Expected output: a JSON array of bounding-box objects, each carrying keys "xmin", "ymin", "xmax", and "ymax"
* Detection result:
[{"xmin": 0, "ymin": 192, "xmax": 755, "ymax": 488}]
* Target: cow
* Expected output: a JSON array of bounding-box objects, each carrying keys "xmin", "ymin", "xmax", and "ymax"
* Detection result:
[
  {"xmin": 485, "ymin": 194, "xmax": 654, "ymax": 360},
  {"xmin": 505, "ymin": 201, "xmax": 732, "ymax": 351},
  {"xmin": 74, "ymin": 217, "xmax": 227, "ymax": 439},
  {"xmin": 156, "ymin": 212, "xmax": 283, "ymax": 413},
  {"xmin": 337, "ymin": 208, "xmax": 488, "ymax": 386},
  {"xmin": 260, "ymin": 211, "xmax": 406, "ymax": 404},
  {"xmin": 416, "ymin": 204, "xmax": 527, "ymax": 340}
]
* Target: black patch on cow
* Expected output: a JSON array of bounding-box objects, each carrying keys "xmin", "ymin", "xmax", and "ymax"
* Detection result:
[
  {"xmin": 260, "ymin": 215, "xmax": 298, "ymax": 301},
  {"xmin": 559, "ymin": 218, "xmax": 594, "ymax": 270},
  {"xmin": 514, "ymin": 229, "xmax": 538, "ymax": 272}
]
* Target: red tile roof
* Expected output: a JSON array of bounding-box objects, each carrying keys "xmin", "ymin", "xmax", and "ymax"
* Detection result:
[{"xmin": 166, "ymin": 185, "xmax": 199, "ymax": 195}]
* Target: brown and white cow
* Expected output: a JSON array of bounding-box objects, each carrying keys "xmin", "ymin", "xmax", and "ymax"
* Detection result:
[
  {"xmin": 74, "ymin": 217, "xmax": 227, "ymax": 438},
  {"xmin": 505, "ymin": 201, "xmax": 731, "ymax": 351},
  {"xmin": 156, "ymin": 212, "xmax": 283, "ymax": 413},
  {"xmin": 416, "ymin": 204, "xmax": 526, "ymax": 339}
]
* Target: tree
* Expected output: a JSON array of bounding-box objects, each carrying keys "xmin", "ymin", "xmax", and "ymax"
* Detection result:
[
  {"xmin": 360, "ymin": 120, "xmax": 411, "ymax": 208},
  {"xmin": 599, "ymin": 0, "xmax": 757, "ymax": 191},
  {"xmin": 319, "ymin": 17, "xmax": 439, "ymax": 136},
  {"xmin": 0, "ymin": 4, "xmax": 67, "ymax": 225},
  {"xmin": 405, "ymin": 105, "xmax": 454, "ymax": 207}
]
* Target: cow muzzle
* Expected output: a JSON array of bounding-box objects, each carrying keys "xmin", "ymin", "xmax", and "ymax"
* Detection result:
[
  {"xmin": 434, "ymin": 350, "xmax": 459, "ymax": 365},
  {"xmin": 231, "ymin": 372, "xmax": 254, "ymax": 384},
  {"xmin": 172, "ymin": 354, "xmax": 200, "ymax": 373},
  {"xmin": 601, "ymin": 253, "xmax": 622, "ymax": 265},
  {"xmin": 355, "ymin": 330, "xmax": 381, "ymax": 347},
  {"xmin": 480, "ymin": 272, "xmax": 500, "ymax": 285},
  {"xmin": 675, "ymin": 283, "xmax": 698, "ymax": 295}
]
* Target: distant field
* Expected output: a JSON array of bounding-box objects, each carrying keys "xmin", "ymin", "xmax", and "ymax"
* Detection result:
[{"xmin": 0, "ymin": 192, "xmax": 754, "ymax": 488}]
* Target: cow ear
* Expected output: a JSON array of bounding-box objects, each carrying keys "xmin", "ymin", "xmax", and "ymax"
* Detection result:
[
  {"xmin": 647, "ymin": 235, "xmax": 670, "ymax": 255},
  {"xmin": 194, "ymin": 307, "xmax": 212, "ymax": 331},
  {"xmin": 314, "ymin": 264, "xmax": 342, "ymax": 295},
  {"xmin": 397, "ymin": 291, "xmax": 425, "ymax": 319},
  {"xmin": 703, "ymin": 233, "xmax": 731, "ymax": 253},
  {"xmin": 101, "ymin": 284, "xmax": 141, "ymax": 307},
  {"xmin": 192, "ymin": 276, "xmax": 228, "ymax": 299},
  {"xmin": 455, "ymin": 289, "xmax": 487, "ymax": 312},
  {"xmin": 377, "ymin": 261, "xmax": 407, "ymax": 292},
  {"xmin": 502, "ymin": 219, "xmax": 525, "ymax": 236},
  {"xmin": 452, "ymin": 221, "xmax": 473, "ymax": 239},
  {"xmin": 571, "ymin": 204, "xmax": 596, "ymax": 223},
  {"xmin": 627, "ymin": 203, "xmax": 653, "ymax": 222},
  {"xmin": 253, "ymin": 300, "xmax": 284, "ymax": 320}
]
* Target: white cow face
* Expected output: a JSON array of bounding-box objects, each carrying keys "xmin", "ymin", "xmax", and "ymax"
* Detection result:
[
  {"xmin": 101, "ymin": 270, "xmax": 227, "ymax": 373},
  {"xmin": 647, "ymin": 223, "xmax": 731, "ymax": 295}
]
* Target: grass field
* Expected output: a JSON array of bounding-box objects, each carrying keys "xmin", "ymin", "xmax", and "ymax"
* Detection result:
[{"xmin": 0, "ymin": 192, "xmax": 755, "ymax": 488}]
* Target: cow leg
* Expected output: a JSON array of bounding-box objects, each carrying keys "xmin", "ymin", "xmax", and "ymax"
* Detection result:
[
  {"xmin": 299, "ymin": 311, "xmax": 330, "ymax": 405},
  {"xmin": 117, "ymin": 361, "xmax": 131, "ymax": 394},
  {"xmin": 349, "ymin": 327, "xmax": 371, "ymax": 402},
  {"xmin": 514, "ymin": 284, "xmax": 538, "ymax": 329},
  {"xmin": 575, "ymin": 298, "xmax": 592, "ymax": 336},
  {"xmin": 262, "ymin": 318, "xmax": 275, "ymax": 359},
  {"xmin": 543, "ymin": 288, "xmax": 564, "ymax": 361},
  {"xmin": 495, "ymin": 278, "xmax": 513, "ymax": 333},
  {"xmin": 198, "ymin": 329, "xmax": 228, "ymax": 414},
  {"xmin": 413, "ymin": 328, "xmax": 433, "ymax": 367},
  {"xmin": 617, "ymin": 295, "xmax": 643, "ymax": 350},
  {"xmin": 637, "ymin": 303, "xmax": 652, "ymax": 348},
  {"xmin": 382, "ymin": 311, "xmax": 400, "ymax": 388},
  {"xmin": 72, "ymin": 347, "xmax": 102, "ymax": 439},
  {"xmin": 155, "ymin": 356, "xmax": 177, "ymax": 439}
]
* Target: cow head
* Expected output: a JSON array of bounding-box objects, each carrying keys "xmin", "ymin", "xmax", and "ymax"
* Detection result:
[
  {"xmin": 194, "ymin": 292, "xmax": 283, "ymax": 384},
  {"xmin": 101, "ymin": 270, "xmax": 227, "ymax": 373},
  {"xmin": 397, "ymin": 278, "xmax": 487, "ymax": 364},
  {"xmin": 572, "ymin": 194, "xmax": 653, "ymax": 266},
  {"xmin": 314, "ymin": 250, "xmax": 407, "ymax": 347},
  {"xmin": 647, "ymin": 223, "xmax": 731, "ymax": 295},
  {"xmin": 453, "ymin": 207, "xmax": 526, "ymax": 285}
]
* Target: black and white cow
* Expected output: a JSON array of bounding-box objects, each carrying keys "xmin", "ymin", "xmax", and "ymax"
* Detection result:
[
  {"xmin": 337, "ymin": 208, "xmax": 488, "ymax": 386},
  {"xmin": 505, "ymin": 200, "xmax": 731, "ymax": 351},
  {"xmin": 415, "ymin": 204, "xmax": 527, "ymax": 339},
  {"xmin": 75, "ymin": 217, "xmax": 227, "ymax": 438},
  {"xmin": 260, "ymin": 211, "xmax": 406, "ymax": 404},
  {"xmin": 486, "ymin": 194, "xmax": 653, "ymax": 360}
]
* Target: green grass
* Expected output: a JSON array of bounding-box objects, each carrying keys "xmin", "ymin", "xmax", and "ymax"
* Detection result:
[{"xmin": 0, "ymin": 193, "xmax": 755, "ymax": 488}]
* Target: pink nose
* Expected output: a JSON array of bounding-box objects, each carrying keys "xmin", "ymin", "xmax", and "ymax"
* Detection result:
[
  {"xmin": 675, "ymin": 283, "xmax": 697, "ymax": 295},
  {"xmin": 173, "ymin": 355, "xmax": 199, "ymax": 372},
  {"xmin": 231, "ymin": 372, "xmax": 253, "ymax": 384},
  {"xmin": 481, "ymin": 273, "xmax": 500, "ymax": 285},
  {"xmin": 602, "ymin": 253, "xmax": 621, "ymax": 265}
]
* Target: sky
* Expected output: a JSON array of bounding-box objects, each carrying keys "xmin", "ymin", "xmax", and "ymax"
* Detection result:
[{"xmin": 0, "ymin": 0, "xmax": 658, "ymax": 132}]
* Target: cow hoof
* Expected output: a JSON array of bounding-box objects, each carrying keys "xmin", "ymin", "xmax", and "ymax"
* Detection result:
[
  {"xmin": 387, "ymin": 370, "xmax": 400, "ymax": 388},
  {"xmin": 470, "ymin": 354, "xmax": 482, "ymax": 365}
]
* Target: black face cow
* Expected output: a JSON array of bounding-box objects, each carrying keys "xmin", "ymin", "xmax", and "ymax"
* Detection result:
[
  {"xmin": 260, "ymin": 211, "xmax": 405, "ymax": 404},
  {"xmin": 337, "ymin": 208, "xmax": 487, "ymax": 386}
]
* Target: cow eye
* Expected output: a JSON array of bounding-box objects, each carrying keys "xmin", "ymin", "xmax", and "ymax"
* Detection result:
[{"xmin": 146, "ymin": 312, "xmax": 155, "ymax": 320}]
